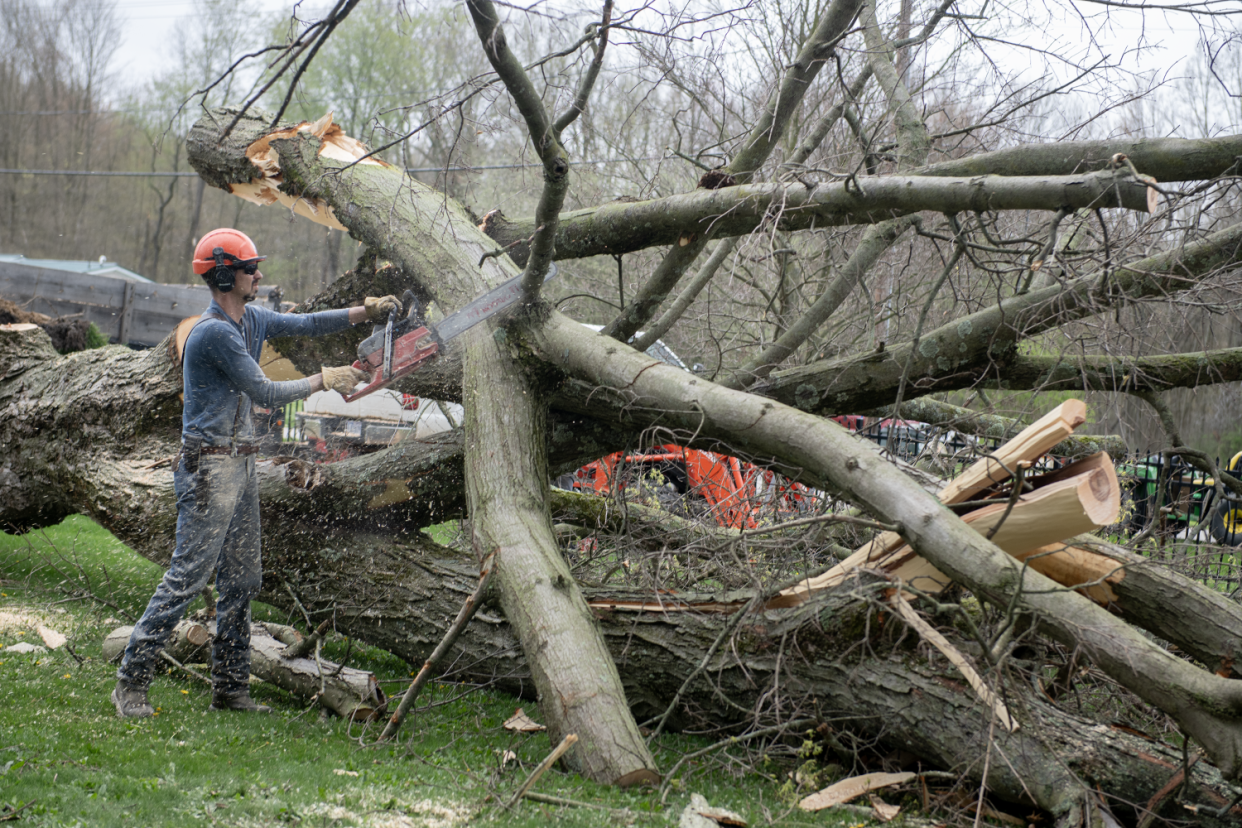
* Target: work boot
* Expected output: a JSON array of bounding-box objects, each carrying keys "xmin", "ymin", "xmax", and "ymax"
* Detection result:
[
  {"xmin": 208, "ymin": 689, "xmax": 271, "ymax": 713},
  {"xmin": 111, "ymin": 680, "xmax": 154, "ymax": 719}
]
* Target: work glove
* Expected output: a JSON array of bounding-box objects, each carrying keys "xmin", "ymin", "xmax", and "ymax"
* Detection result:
[
  {"xmin": 322, "ymin": 364, "xmax": 369, "ymax": 395},
  {"xmin": 364, "ymin": 295, "xmax": 401, "ymax": 321}
]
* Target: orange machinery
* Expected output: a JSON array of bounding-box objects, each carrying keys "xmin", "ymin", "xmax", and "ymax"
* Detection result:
[{"xmin": 564, "ymin": 445, "xmax": 817, "ymax": 530}]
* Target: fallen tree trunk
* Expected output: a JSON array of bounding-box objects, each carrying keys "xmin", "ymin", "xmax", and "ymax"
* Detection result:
[{"xmin": 187, "ymin": 529, "xmax": 1242, "ymax": 823}]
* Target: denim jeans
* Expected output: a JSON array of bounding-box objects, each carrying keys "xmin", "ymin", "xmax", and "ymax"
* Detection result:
[{"xmin": 118, "ymin": 454, "xmax": 262, "ymax": 695}]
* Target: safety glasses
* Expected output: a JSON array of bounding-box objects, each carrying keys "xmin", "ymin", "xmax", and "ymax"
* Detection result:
[{"xmin": 235, "ymin": 262, "xmax": 260, "ymax": 275}]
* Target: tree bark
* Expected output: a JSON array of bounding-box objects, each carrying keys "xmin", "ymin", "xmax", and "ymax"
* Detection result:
[{"xmin": 461, "ymin": 321, "xmax": 658, "ymax": 783}]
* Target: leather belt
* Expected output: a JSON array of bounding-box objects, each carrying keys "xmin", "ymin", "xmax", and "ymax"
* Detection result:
[{"xmin": 199, "ymin": 445, "xmax": 260, "ymax": 456}]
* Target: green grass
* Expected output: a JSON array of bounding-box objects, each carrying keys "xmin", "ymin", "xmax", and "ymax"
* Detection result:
[{"xmin": 0, "ymin": 518, "xmax": 861, "ymax": 827}]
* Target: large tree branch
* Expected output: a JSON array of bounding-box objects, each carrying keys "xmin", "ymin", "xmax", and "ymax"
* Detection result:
[
  {"xmin": 484, "ymin": 170, "xmax": 1157, "ymax": 264},
  {"xmin": 758, "ymin": 221, "xmax": 1242, "ymax": 413},
  {"xmin": 997, "ymin": 349, "xmax": 1242, "ymax": 393},
  {"xmin": 917, "ymin": 132, "xmax": 1242, "ymax": 179},
  {"xmin": 461, "ymin": 318, "xmax": 657, "ymax": 783},
  {"xmin": 482, "ymin": 134, "xmax": 1237, "ymax": 264}
]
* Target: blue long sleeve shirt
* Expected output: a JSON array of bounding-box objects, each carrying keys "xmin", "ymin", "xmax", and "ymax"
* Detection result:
[{"xmin": 182, "ymin": 300, "xmax": 354, "ymax": 446}]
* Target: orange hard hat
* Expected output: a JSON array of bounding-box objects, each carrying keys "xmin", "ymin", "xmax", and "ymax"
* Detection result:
[{"xmin": 191, "ymin": 228, "xmax": 266, "ymax": 275}]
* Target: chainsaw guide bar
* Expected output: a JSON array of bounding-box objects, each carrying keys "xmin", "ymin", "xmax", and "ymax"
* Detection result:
[{"xmin": 342, "ymin": 265, "xmax": 558, "ymax": 402}]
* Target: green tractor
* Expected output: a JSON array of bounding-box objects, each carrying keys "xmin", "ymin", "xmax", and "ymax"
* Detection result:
[
  {"xmin": 1208, "ymin": 451, "xmax": 1242, "ymax": 546},
  {"xmin": 1124, "ymin": 451, "xmax": 1242, "ymax": 545}
]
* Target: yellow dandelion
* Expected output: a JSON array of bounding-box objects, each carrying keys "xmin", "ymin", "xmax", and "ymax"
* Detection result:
[
  {"xmin": 62, "ymin": 673, "xmax": 71, "ymax": 679},
  {"xmin": 181, "ymin": 690, "xmax": 189, "ymax": 695}
]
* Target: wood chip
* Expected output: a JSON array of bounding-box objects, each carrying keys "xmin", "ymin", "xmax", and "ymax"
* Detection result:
[
  {"xmin": 36, "ymin": 625, "xmax": 66, "ymax": 649},
  {"xmin": 869, "ymin": 795, "xmax": 900, "ymax": 822},
  {"xmin": 503, "ymin": 708, "xmax": 547, "ymax": 732},
  {"xmin": 681, "ymin": 793, "xmax": 747, "ymax": 827},
  {"xmin": 2, "ymin": 642, "xmax": 46, "ymax": 654},
  {"xmin": 798, "ymin": 772, "xmax": 916, "ymax": 811}
]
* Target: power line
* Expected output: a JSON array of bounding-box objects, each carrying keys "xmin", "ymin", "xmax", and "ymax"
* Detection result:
[
  {"xmin": 0, "ymin": 158, "xmax": 664, "ymax": 177},
  {"xmin": 0, "ymin": 168, "xmax": 197, "ymax": 177}
]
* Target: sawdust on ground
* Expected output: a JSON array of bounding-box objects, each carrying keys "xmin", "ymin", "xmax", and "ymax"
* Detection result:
[{"xmin": 0, "ymin": 609, "xmax": 58, "ymax": 634}]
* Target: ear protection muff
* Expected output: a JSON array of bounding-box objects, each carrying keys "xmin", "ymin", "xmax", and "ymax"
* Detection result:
[{"xmin": 210, "ymin": 247, "xmax": 235, "ymax": 293}]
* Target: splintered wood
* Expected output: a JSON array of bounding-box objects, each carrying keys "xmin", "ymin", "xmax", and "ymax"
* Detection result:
[
  {"xmin": 891, "ymin": 591, "xmax": 1017, "ymax": 732},
  {"xmin": 799, "ymin": 771, "xmax": 916, "ymax": 811},
  {"xmin": 772, "ymin": 400, "xmax": 1122, "ymax": 607},
  {"xmin": 230, "ymin": 112, "xmax": 389, "ymax": 231}
]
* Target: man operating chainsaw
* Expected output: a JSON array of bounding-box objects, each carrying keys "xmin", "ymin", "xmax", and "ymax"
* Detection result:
[{"xmin": 112, "ymin": 227, "xmax": 398, "ymax": 718}]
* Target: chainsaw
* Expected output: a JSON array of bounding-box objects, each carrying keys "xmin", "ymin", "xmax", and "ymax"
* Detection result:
[{"xmin": 343, "ymin": 264, "xmax": 558, "ymax": 402}]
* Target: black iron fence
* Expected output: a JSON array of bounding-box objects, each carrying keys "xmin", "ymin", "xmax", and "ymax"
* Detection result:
[{"xmin": 848, "ymin": 419, "xmax": 1242, "ymax": 552}]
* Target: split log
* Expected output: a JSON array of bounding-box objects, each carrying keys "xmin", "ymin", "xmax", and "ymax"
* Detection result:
[
  {"xmin": 102, "ymin": 621, "xmax": 386, "ymax": 721},
  {"xmin": 773, "ymin": 452, "xmax": 1119, "ymax": 603},
  {"xmin": 774, "ymin": 401, "xmax": 1090, "ymax": 602}
]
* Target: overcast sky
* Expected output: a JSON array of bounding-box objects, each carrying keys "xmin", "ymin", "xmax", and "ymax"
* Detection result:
[{"xmin": 100, "ymin": 0, "xmax": 1233, "ymax": 138}]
